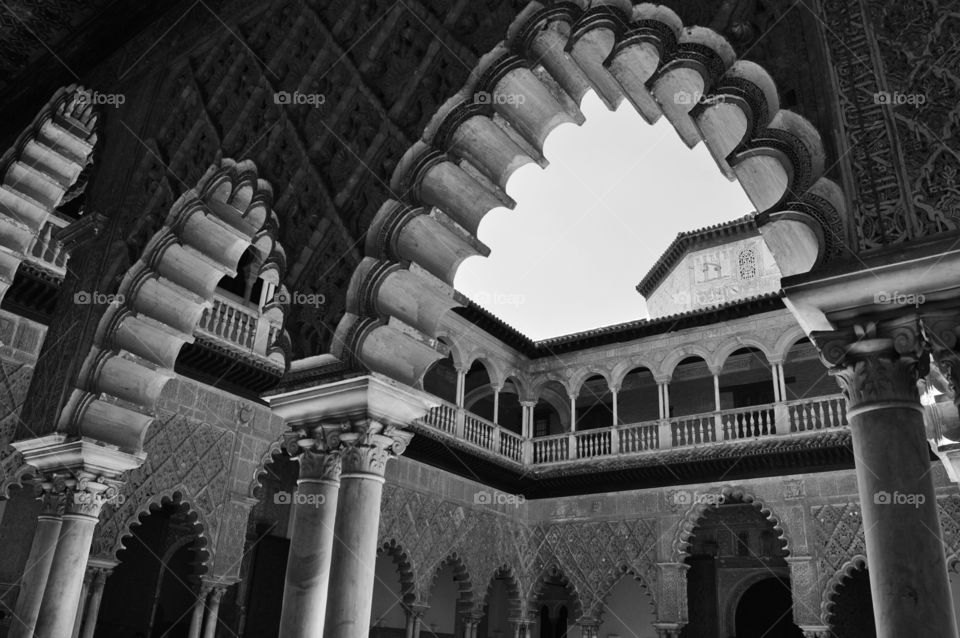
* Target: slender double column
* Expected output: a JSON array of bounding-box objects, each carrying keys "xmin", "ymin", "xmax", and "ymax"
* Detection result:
[
  {"xmin": 815, "ymin": 321, "xmax": 957, "ymax": 637},
  {"xmin": 322, "ymin": 425, "xmax": 413, "ymax": 638},
  {"xmin": 34, "ymin": 474, "xmax": 121, "ymax": 638},
  {"xmin": 278, "ymin": 429, "xmax": 342, "ymax": 638},
  {"xmin": 187, "ymin": 583, "xmax": 213, "ymax": 638},
  {"xmin": 78, "ymin": 563, "xmax": 113, "ymax": 638},
  {"xmin": 10, "ymin": 487, "xmax": 65, "ymax": 638},
  {"xmin": 403, "ymin": 604, "xmax": 428, "ymax": 638}
]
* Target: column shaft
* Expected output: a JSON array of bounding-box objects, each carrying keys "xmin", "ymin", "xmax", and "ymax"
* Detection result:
[
  {"xmin": 10, "ymin": 514, "xmax": 63, "ymax": 638},
  {"xmin": 713, "ymin": 374, "xmax": 721, "ymax": 411},
  {"xmin": 279, "ymin": 452, "xmax": 341, "ymax": 638},
  {"xmin": 71, "ymin": 570, "xmax": 92, "ymax": 638},
  {"xmin": 79, "ymin": 569, "xmax": 110, "ymax": 638},
  {"xmin": 202, "ymin": 587, "xmax": 225, "ymax": 638},
  {"xmin": 34, "ymin": 513, "xmax": 100, "ymax": 638},
  {"xmin": 850, "ymin": 404, "xmax": 956, "ymax": 635},
  {"xmin": 187, "ymin": 587, "xmax": 209, "ymax": 638}
]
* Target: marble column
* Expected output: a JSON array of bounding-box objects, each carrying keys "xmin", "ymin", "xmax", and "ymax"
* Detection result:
[
  {"xmin": 70, "ymin": 568, "xmax": 93, "ymax": 638},
  {"xmin": 10, "ymin": 487, "xmax": 65, "ymax": 638},
  {"xmin": 79, "ymin": 566, "xmax": 112, "ymax": 638},
  {"xmin": 456, "ymin": 368, "xmax": 466, "ymax": 407},
  {"xmin": 279, "ymin": 434, "xmax": 342, "ymax": 638},
  {"xmin": 815, "ymin": 322, "xmax": 957, "ymax": 637},
  {"xmin": 187, "ymin": 583, "xmax": 212, "ymax": 638},
  {"xmin": 34, "ymin": 474, "xmax": 120, "ymax": 638},
  {"xmin": 202, "ymin": 585, "xmax": 226, "ymax": 638},
  {"xmin": 492, "ymin": 385, "xmax": 501, "ymax": 425},
  {"xmin": 323, "ymin": 425, "xmax": 413, "ymax": 638},
  {"xmin": 404, "ymin": 605, "xmax": 427, "ymax": 638}
]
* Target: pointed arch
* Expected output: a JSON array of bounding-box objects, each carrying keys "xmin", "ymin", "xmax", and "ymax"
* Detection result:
[
  {"xmin": 58, "ymin": 158, "xmax": 282, "ymax": 456},
  {"xmin": 334, "ymin": 1, "xmax": 848, "ymax": 385},
  {"xmin": 0, "ymin": 84, "xmax": 99, "ymax": 304},
  {"xmin": 671, "ymin": 485, "xmax": 791, "ymax": 562}
]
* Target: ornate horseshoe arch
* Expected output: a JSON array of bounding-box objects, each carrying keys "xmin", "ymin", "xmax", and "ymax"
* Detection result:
[{"xmin": 332, "ymin": 0, "xmax": 849, "ymax": 385}]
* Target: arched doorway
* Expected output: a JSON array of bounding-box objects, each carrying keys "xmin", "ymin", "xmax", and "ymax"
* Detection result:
[
  {"xmin": 680, "ymin": 498, "xmax": 800, "ymax": 638},
  {"xmin": 596, "ymin": 573, "xmax": 656, "ymax": 636},
  {"xmin": 533, "ymin": 569, "xmax": 577, "ymax": 638},
  {"xmin": 478, "ymin": 568, "xmax": 521, "ymax": 638},
  {"xmin": 828, "ymin": 567, "xmax": 876, "ymax": 638},
  {"xmin": 733, "ymin": 577, "xmax": 803, "ymax": 638},
  {"xmin": 96, "ymin": 500, "xmax": 206, "ymax": 638}
]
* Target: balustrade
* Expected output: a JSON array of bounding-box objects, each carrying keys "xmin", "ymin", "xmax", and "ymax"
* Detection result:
[
  {"xmin": 24, "ymin": 217, "xmax": 68, "ymax": 274},
  {"xmin": 417, "ymin": 394, "xmax": 848, "ymax": 467},
  {"xmin": 786, "ymin": 395, "xmax": 847, "ymax": 431},
  {"xmin": 198, "ymin": 295, "xmax": 260, "ymax": 351}
]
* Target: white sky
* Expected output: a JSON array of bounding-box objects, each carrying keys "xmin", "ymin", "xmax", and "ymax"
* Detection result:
[{"xmin": 453, "ymin": 90, "xmax": 755, "ymax": 341}]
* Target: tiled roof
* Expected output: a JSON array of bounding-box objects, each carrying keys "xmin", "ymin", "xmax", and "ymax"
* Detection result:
[{"xmin": 635, "ymin": 214, "xmax": 757, "ymax": 297}]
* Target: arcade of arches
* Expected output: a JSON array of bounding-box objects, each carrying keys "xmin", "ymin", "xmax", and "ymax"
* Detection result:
[{"xmin": 2, "ymin": 1, "xmax": 960, "ymax": 638}]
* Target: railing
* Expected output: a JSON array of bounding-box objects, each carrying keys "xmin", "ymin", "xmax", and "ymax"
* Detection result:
[
  {"xmin": 721, "ymin": 405, "xmax": 776, "ymax": 440},
  {"xmin": 618, "ymin": 421, "xmax": 659, "ymax": 453},
  {"xmin": 533, "ymin": 433, "xmax": 569, "ymax": 464},
  {"xmin": 199, "ymin": 294, "xmax": 260, "ymax": 351},
  {"xmin": 24, "ymin": 217, "xmax": 68, "ymax": 275},
  {"xmin": 418, "ymin": 394, "xmax": 849, "ymax": 468},
  {"xmin": 786, "ymin": 395, "xmax": 847, "ymax": 431}
]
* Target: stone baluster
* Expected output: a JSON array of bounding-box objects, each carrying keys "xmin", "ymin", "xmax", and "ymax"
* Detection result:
[
  {"xmin": 813, "ymin": 319, "xmax": 957, "ymax": 637},
  {"xmin": 278, "ymin": 428, "xmax": 343, "ymax": 638}
]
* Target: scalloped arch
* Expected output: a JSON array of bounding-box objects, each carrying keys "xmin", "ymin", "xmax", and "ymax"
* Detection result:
[
  {"xmin": 820, "ymin": 554, "xmax": 868, "ymax": 626},
  {"xmin": 333, "ymin": 0, "xmax": 848, "ymax": 386},
  {"xmin": 378, "ymin": 538, "xmax": 418, "ymax": 607},
  {"xmin": 477, "ymin": 564, "xmax": 525, "ymax": 618},
  {"xmin": 103, "ymin": 490, "xmax": 211, "ymax": 568},
  {"xmin": 527, "ymin": 563, "xmax": 585, "ymax": 622},
  {"xmin": 422, "ymin": 552, "xmax": 475, "ymax": 614},
  {"xmin": 671, "ymin": 485, "xmax": 791, "ymax": 562},
  {"xmin": 590, "ymin": 564, "xmax": 657, "ymax": 621},
  {"xmin": 57, "ymin": 159, "xmax": 283, "ymax": 456},
  {"xmin": 0, "ymin": 84, "xmax": 99, "ymax": 304},
  {"xmin": 248, "ymin": 434, "xmax": 288, "ymax": 499}
]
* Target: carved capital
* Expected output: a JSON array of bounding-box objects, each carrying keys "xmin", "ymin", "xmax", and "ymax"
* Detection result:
[
  {"xmin": 798, "ymin": 627, "xmax": 831, "ymax": 638},
  {"xmin": 812, "ymin": 321, "xmax": 928, "ymax": 416},
  {"xmin": 339, "ymin": 422, "xmax": 413, "ymax": 478},
  {"xmin": 298, "ymin": 448, "xmax": 342, "ymax": 483},
  {"xmin": 39, "ymin": 471, "xmax": 124, "ymax": 519}
]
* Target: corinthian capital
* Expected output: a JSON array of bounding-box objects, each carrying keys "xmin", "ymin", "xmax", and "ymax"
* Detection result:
[
  {"xmin": 811, "ymin": 319, "xmax": 929, "ymax": 415},
  {"xmin": 339, "ymin": 422, "xmax": 413, "ymax": 477},
  {"xmin": 284, "ymin": 424, "xmax": 344, "ymax": 482},
  {"xmin": 40, "ymin": 472, "xmax": 125, "ymax": 519}
]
